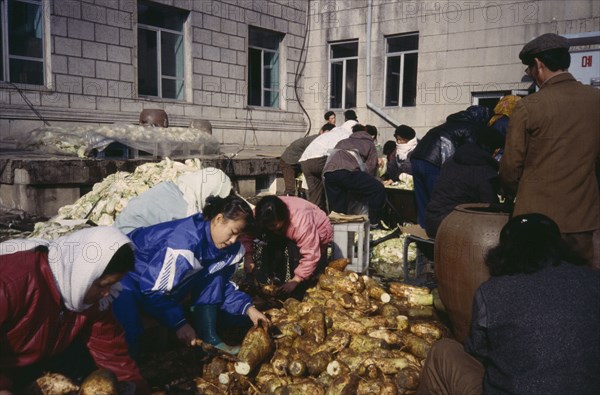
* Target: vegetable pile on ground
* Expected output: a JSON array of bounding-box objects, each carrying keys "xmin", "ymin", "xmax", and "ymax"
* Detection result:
[
  {"xmin": 136, "ymin": 258, "xmax": 448, "ymax": 394},
  {"xmin": 29, "ymin": 158, "xmax": 202, "ymax": 240}
]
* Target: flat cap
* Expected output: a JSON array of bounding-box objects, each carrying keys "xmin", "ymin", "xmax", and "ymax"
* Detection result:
[{"xmin": 519, "ymin": 33, "xmax": 570, "ymax": 63}]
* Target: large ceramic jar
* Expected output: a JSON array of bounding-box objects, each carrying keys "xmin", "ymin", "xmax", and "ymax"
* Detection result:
[{"xmin": 434, "ymin": 203, "xmax": 509, "ymax": 342}]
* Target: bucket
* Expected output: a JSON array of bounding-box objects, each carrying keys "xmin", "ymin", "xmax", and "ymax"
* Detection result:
[{"xmin": 434, "ymin": 203, "xmax": 509, "ymax": 342}]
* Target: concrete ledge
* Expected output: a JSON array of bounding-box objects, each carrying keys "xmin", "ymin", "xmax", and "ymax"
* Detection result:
[{"xmin": 0, "ymin": 149, "xmax": 285, "ymax": 217}]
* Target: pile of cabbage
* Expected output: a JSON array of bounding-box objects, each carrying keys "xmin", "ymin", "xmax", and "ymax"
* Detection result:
[
  {"xmin": 370, "ymin": 229, "xmax": 417, "ymax": 279},
  {"xmin": 30, "ymin": 158, "xmax": 202, "ymax": 240},
  {"xmin": 385, "ymin": 173, "xmax": 414, "ymax": 191},
  {"xmin": 19, "ymin": 123, "xmax": 220, "ymax": 158}
]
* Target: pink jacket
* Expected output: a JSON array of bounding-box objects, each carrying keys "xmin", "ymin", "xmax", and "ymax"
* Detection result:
[{"xmin": 244, "ymin": 196, "xmax": 333, "ymax": 280}]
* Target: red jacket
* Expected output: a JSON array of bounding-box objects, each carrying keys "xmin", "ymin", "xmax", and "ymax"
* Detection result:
[{"xmin": 0, "ymin": 250, "xmax": 142, "ymax": 390}]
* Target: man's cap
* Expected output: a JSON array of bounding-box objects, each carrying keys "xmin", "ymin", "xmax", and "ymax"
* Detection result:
[{"xmin": 519, "ymin": 33, "xmax": 569, "ymax": 64}]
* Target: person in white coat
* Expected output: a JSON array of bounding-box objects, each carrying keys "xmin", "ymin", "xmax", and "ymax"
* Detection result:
[{"xmin": 114, "ymin": 167, "xmax": 232, "ymax": 234}]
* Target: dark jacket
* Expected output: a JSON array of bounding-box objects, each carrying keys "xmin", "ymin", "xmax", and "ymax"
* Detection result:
[
  {"xmin": 281, "ymin": 135, "xmax": 319, "ymax": 165},
  {"xmin": 322, "ymin": 130, "xmax": 378, "ymax": 176},
  {"xmin": 383, "ymin": 150, "xmax": 413, "ymax": 180},
  {"xmin": 424, "ymin": 142, "xmax": 499, "ymax": 238},
  {"xmin": 465, "ymin": 263, "xmax": 600, "ymax": 395},
  {"xmin": 410, "ymin": 106, "xmax": 489, "ymax": 167}
]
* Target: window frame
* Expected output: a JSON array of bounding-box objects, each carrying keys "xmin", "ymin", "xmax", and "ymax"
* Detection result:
[
  {"xmin": 384, "ymin": 32, "xmax": 419, "ymax": 107},
  {"xmin": 137, "ymin": 2, "xmax": 186, "ymax": 100},
  {"xmin": 328, "ymin": 39, "xmax": 358, "ymax": 109},
  {"xmin": 1, "ymin": 0, "xmax": 47, "ymax": 86},
  {"xmin": 247, "ymin": 26, "xmax": 283, "ymax": 108}
]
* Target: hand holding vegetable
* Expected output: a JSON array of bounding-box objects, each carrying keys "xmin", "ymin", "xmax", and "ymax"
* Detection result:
[
  {"xmin": 175, "ymin": 323, "xmax": 197, "ymax": 345},
  {"xmin": 247, "ymin": 306, "xmax": 270, "ymax": 327},
  {"xmin": 279, "ymin": 279, "xmax": 299, "ymax": 295}
]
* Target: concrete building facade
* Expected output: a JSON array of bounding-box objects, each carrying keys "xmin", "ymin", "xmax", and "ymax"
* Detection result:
[
  {"xmin": 0, "ymin": 0, "xmax": 309, "ymax": 147},
  {"xmin": 1, "ymin": 0, "xmax": 598, "ymax": 147},
  {"xmin": 302, "ymin": 0, "xmax": 600, "ymax": 142}
]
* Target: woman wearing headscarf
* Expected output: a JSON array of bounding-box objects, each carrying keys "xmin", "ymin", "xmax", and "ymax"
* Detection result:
[
  {"xmin": 487, "ymin": 95, "xmax": 521, "ymax": 161},
  {"xmin": 487, "ymin": 95, "xmax": 521, "ymax": 137},
  {"xmin": 114, "ymin": 167, "xmax": 232, "ymax": 234},
  {"xmin": 0, "ymin": 228, "xmax": 146, "ymax": 393},
  {"xmin": 383, "ymin": 125, "xmax": 418, "ymax": 184}
]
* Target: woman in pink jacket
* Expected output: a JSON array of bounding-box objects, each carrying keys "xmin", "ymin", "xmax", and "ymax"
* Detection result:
[{"xmin": 243, "ymin": 195, "xmax": 333, "ymax": 297}]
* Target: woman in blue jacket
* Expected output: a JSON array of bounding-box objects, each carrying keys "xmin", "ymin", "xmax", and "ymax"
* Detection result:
[{"xmin": 112, "ymin": 195, "xmax": 268, "ymax": 356}]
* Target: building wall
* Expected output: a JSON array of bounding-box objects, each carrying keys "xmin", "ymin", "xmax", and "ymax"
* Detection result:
[
  {"xmin": 0, "ymin": 0, "xmax": 310, "ymax": 147},
  {"xmin": 1, "ymin": 0, "xmax": 598, "ymax": 148},
  {"xmin": 303, "ymin": 0, "xmax": 600, "ymax": 142}
]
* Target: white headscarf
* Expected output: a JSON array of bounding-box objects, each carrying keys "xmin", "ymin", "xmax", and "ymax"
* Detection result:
[
  {"xmin": 176, "ymin": 167, "xmax": 233, "ymax": 216},
  {"xmin": 0, "ymin": 227, "xmax": 132, "ymax": 312},
  {"xmin": 396, "ymin": 136, "xmax": 418, "ymax": 161}
]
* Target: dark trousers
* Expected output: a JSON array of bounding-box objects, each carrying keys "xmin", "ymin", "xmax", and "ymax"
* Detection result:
[
  {"xmin": 280, "ymin": 159, "xmax": 300, "ymax": 195},
  {"xmin": 411, "ymin": 158, "xmax": 441, "ymax": 227},
  {"xmin": 324, "ymin": 169, "xmax": 386, "ymax": 225},
  {"xmin": 300, "ymin": 156, "xmax": 328, "ymax": 211}
]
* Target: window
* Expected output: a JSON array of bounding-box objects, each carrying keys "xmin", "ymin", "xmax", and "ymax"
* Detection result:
[
  {"xmin": 248, "ymin": 26, "xmax": 283, "ymax": 108},
  {"xmin": 0, "ymin": 0, "xmax": 44, "ymax": 85},
  {"xmin": 138, "ymin": 0, "xmax": 187, "ymax": 99},
  {"xmin": 329, "ymin": 40, "xmax": 358, "ymax": 109},
  {"xmin": 385, "ymin": 33, "xmax": 418, "ymax": 107}
]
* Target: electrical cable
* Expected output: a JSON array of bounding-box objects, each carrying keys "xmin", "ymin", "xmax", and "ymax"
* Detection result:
[
  {"xmin": 8, "ymin": 82, "xmax": 50, "ymax": 126},
  {"xmin": 294, "ymin": 0, "xmax": 312, "ymax": 136}
]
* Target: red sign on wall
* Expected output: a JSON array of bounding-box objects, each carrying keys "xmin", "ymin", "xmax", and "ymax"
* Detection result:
[{"xmin": 581, "ymin": 56, "xmax": 593, "ymax": 68}]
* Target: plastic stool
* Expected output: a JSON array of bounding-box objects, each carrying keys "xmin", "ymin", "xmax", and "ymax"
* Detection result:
[
  {"xmin": 331, "ymin": 220, "xmax": 370, "ymax": 273},
  {"xmin": 403, "ymin": 234, "xmax": 435, "ymax": 286}
]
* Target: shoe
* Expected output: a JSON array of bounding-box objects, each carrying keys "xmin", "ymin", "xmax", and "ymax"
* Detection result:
[
  {"xmin": 214, "ymin": 342, "xmax": 241, "ymax": 355},
  {"xmin": 191, "ymin": 304, "xmax": 223, "ymax": 346}
]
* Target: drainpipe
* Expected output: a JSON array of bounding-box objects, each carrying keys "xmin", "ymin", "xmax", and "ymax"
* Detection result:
[{"xmin": 366, "ymin": 0, "xmax": 399, "ymax": 127}]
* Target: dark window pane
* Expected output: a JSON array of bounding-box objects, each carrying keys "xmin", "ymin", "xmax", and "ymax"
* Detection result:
[
  {"xmin": 345, "ymin": 59, "xmax": 357, "ymax": 108},
  {"xmin": 330, "ymin": 61, "xmax": 343, "ymax": 108},
  {"xmin": 402, "ymin": 53, "xmax": 418, "ymax": 107},
  {"xmin": 263, "ymin": 51, "xmax": 278, "ymax": 89},
  {"xmin": 161, "ymin": 32, "xmax": 184, "ymax": 78},
  {"xmin": 264, "ymin": 89, "xmax": 279, "ymax": 108},
  {"xmin": 162, "ymin": 78, "xmax": 183, "ymax": 100},
  {"xmin": 385, "ymin": 56, "xmax": 401, "ymax": 106},
  {"xmin": 138, "ymin": 28, "xmax": 158, "ymax": 96},
  {"xmin": 248, "ymin": 47, "xmax": 262, "ymax": 105},
  {"xmin": 9, "ymin": 58, "xmax": 43, "ymax": 84},
  {"xmin": 331, "ymin": 41, "xmax": 358, "ymax": 58},
  {"xmin": 249, "ymin": 26, "xmax": 281, "ymax": 50},
  {"xmin": 8, "ymin": 0, "xmax": 43, "ymax": 58},
  {"xmin": 388, "ymin": 34, "xmax": 418, "ymax": 53},
  {"xmin": 138, "ymin": 0, "xmax": 185, "ymax": 31},
  {"xmin": 0, "ymin": 9, "xmax": 4, "ymax": 81}
]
